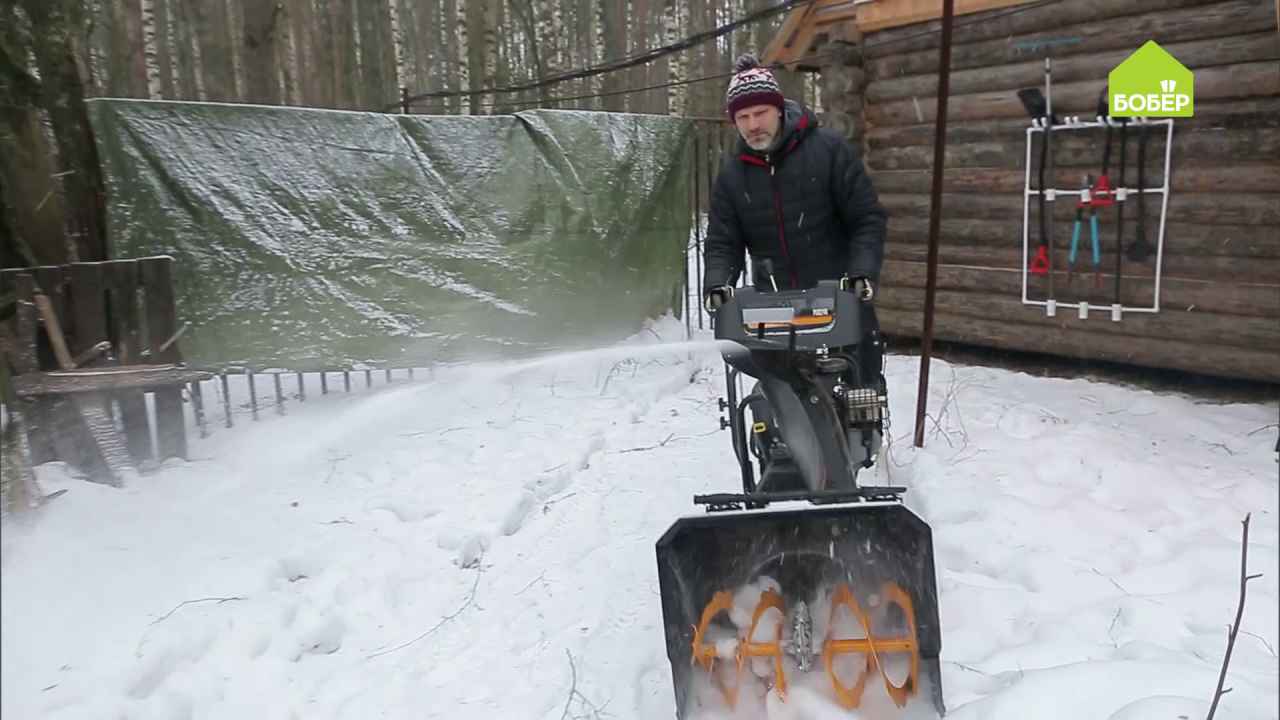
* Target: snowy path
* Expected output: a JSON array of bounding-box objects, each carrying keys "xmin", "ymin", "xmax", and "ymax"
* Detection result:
[{"xmin": 3, "ymin": 316, "xmax": 1277, "ymax": 720}]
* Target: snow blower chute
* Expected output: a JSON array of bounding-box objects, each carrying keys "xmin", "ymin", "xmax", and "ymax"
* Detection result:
[{"xmin": 656, "ymin": 279, "xmax": 945, "ymax": 718}]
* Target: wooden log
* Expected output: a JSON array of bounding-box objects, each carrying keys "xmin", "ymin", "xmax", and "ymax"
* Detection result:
[
  {"xmin": 109, "ymin": 260, "xmax": 151, "ymax": 464},
  {"xmin": 885, "ymin": 216, "xmax": 1280, "ymax": 259},
  {"xmin": 876, "ymin": 307, "xmax": 1280, "ymax": 383},
  {"xmin": 885, "ymin": 240, "xmax": 1280, "ymax": 286},
  {"xmin": 866, "ymin": 97, "xmax": 1280, "ymax": 150},
  {"xmin": 865, "ymin": 0, "xmax": 1276, "ymax": 78},
  {"xmin": 11, "ymin": 366, "xmax": 215, "ymax": 397},
  {"xmin": 870, "ymin": 163, "xmax": 1280, "ymax": 195},
  {"xmin": 878, "ymin": 191, "xmax": 1280, "ymax": 227},
  {"xmin": 866, "ymin": 31, "xmax": 1280, "ymax": 103},
  {"xmin": 875, "ymin": 283, "xmax": 1280, "ymax": 351},
  {"xmin": 863, "ymin": 0, "xmax": 1221, "ymax": 59},
  {"xmin": 879, "ymin": 259, "xmax": 1280, "ymax": 319},
  {"xmin": 867, "ymin": 61, "xmax": 1280, "ymax": 125},
  {"xmin": 140, "ymin": 257, "xmax": 187, "ymax": 461},
  {"xmin": 868, "ymin": 124, "xmax": 1280, "ymax": 172}
]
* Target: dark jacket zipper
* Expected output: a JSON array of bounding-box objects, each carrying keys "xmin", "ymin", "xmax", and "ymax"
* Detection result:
[{"xmin": 767, "ymin": 155, "xmax": 798, "ymax": 288}]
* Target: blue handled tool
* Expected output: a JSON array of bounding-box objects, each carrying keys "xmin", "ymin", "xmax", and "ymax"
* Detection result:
[{"xmin": 1067, "ymin": 175, "xmax": 1103, "ymax": 288}]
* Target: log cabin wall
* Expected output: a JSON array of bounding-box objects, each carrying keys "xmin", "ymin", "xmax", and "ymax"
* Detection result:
[{"xmin": 842, "ymin": 0, "xmax": 1280, "ymax": 383}]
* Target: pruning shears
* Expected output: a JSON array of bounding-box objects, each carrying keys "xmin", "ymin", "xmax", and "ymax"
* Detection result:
[{"xmin": 1068, "ymin": 175, "xmax": 1104, "ymax": 287}]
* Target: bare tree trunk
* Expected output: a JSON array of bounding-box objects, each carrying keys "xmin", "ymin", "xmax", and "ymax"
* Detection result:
[
  {"xmin": 22, "ymin": 0, "xmax": 109, "ymax": 261},
  {"xmin": 464, "ymin": 0, "xmax": 483, "ymax": 113},
  {"xmin": 181, "ymin": 0, "xmax": 207, "ymax": 100},
  {"xmin": 360, "ymin": 0, "xmax": 391, "ymax": 110},
  {"xmin": 666, "ymin": 0, "xmax": 686, "ymax": 115},
  {"xmin": 516, "ymin": 0, "xmax": 545, "ymax": 107},
  {"xmin": 575, "ymin": 0, "xmax": 591, "ymax": 109},
  {"xmin": 161, "ymin": 0, "xmax": 180, "ymax": 97},
  {"xmin": 387, "ymin": 0, "xmax": 405, "ymax": 98},
  {"xmin": 224, "ymin": 0, "xmax": 244, "ymax": 100},
  {"xmin": 484, "ymin": 0, "xmax": 499, "ymax": 112},
  {"xmin": 139, "ymin": 0, "xmax": 161, "ymax": 98},
  {"xmin": 449, "ymin": 0, "xmax": 465, "ymax": 113},
  {"xmin": 316, "ymin": 0, "xmax": 340, "ymax": 107},
  {"xmin": 287, "ymin": 0, "xmax": 307, "ymax": 104},
  {"xmin": 349, "ymin": 0, "xmax": 364, "ymax": 108},
  {"xmin": 630, "ymin": 0, "xmax": 647, "ymax": 112},
  {"xmin": 84, "ymin": 0, "xmax": 107, "ymax": 94},
  {"xmin": 121, "ymin": 0, "xmax": 147, "ymax": 96},
  {"xmin": 600, "ymin": 0, "xmax": 624, "ymax": 111},
  {"xmin": 242, "ymin": 0, "xmax": 280, "ymax": 104}
]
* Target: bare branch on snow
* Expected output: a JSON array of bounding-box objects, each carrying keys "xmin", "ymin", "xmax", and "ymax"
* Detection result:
[
  {"xmin": 1206, "ymin": 513, "xmax": 1263, "ymax": 720},
  {"xmin": 366, "ymin": 556, "xmax": 483, "ymax": 660},
  {"xmin": 150, "ymin": 596, "xmax": 246, "ymax": 625},
  {"xmin": 561, "ymin": 649, "xmax": 609, "ymax": 720}
]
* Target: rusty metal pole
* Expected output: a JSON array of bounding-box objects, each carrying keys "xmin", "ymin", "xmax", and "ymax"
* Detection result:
[{"xmin": 913, "ymin": 0, "xmax": 956, "ymax": 448}]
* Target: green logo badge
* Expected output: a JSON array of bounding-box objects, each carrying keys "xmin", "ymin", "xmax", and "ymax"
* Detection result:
[{"xmin": 1108, "ymin": 41, "xmax": 1194, "ymax": 117}]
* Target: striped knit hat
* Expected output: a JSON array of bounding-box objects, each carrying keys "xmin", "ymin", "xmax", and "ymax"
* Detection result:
[{"xmin": 725, "ymin": 54, "xmax": 784, "ymax": 117}]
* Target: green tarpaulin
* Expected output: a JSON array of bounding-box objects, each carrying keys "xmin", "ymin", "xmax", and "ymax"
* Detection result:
[{"xmin": 86, "ymin": 99, "xmax": 693, "ymax": 370}]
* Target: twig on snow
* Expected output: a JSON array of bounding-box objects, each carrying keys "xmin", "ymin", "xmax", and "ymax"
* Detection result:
[
  {"xmin": 150, "ymin": 596, "xmax": 246, "ymax": 625},
  {"xmin": 543, "ymin": 492, "xmax": 577, "ymax": 514},
  {"xmin": 1093, "ymin": 567, "xmax": 1129, "ymax": 595},
  {"xmin": 1246, "ymin": 423, "xmax": 1278, "ymax": 436},
  {"xmin": 561, "ymin": 649, "xmax": 609, "ymax": 720},
  {"xmin": 616, "ymin": 433, "xmax": 676, "ymax": 453},
  {"xmin": 1206, "ymin": 441, "xmax": 1236, "ymax": 456},
  {"xmin": 1206, "ymin": 512, "xmax": 1263, "ymax": 720},
  {"xmin": 1108, "ymin": 608, "xmax": 1122, "ymax": 648},
  {"xmin": 947, "ymin": 661, "xmax": 993, "ymax": 677},
  {"xmin": 516, "ymin": 572, "xmax": 548, "ymax": 596},
  {"xmin": 1240, "ymin": 630, "xmax": 1276, "ymax": 658},
  {"xmin": 367, "ymin": 557, "xmax": 483, "ymax": 660},
  {"xmin": 614, "ymin": 429, "xmax": 719, "ymax": 454}
]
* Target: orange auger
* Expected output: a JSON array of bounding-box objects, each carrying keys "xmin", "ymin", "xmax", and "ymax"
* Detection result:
[
  {"xmin": 823, "ymin": 582, "xmax": 920, "ymax": 709},
  {"xmin": 692, "ymin": 582, "xmax": 920, "ymax": 712}
]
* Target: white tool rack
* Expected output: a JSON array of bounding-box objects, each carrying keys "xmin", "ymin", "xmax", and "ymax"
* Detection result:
[{"xmin": 1020, "ymin": 116, "xmax": 1174, "ymax": 321}]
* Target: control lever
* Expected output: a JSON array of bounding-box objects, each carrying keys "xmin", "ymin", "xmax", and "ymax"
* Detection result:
[{"xmin": 762, "ymin": 258, "xmax": 780, "ymax": 292}]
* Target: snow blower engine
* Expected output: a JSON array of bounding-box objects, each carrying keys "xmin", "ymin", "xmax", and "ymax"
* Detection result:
[{"xmin": 656, "ymin": 279, "xmax": 945, "ymax": 718}]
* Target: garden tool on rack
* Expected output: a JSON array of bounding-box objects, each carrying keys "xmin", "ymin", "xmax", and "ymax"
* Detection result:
[
  {"xmin": 1019, "ymin": 59, "xmax": 1057, "ymax": 283},
  {"xmin": 1126, "ymin": 119, "xmax": 1153, "ymax": 262},
  {"xmin": 1068, "ymin": 175, "xmax": 1104, "ymax": 288},
  {"xmin": 1112, "ymin": 112, "xmax": 1129, "ymax": 308}
]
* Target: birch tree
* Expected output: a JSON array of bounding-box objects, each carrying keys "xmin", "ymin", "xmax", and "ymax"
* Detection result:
[
  {"xmin": 138, "ymin": 0, "xmax": 162, "ymax": 98},
  {"xmin": 387, "ymin": 0, "xmax": 405, "ymax": 95}
]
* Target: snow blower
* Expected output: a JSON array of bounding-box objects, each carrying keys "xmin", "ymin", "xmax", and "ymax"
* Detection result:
[{"xmin": 656, "ymin": 279, "xmax": 945, "ymax": 718}]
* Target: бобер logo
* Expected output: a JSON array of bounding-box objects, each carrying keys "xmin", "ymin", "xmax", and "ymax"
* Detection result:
[{"xmin": 1108, "ymin": 40, "xmax": 1194, "ymax": 117}]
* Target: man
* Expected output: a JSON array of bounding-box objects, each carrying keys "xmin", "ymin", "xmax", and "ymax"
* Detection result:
[
  {"xmin": 703, "ymin": 54, "xmax": 887, "ymax": 307},
  {"xmin": 702, "ymin": 55, "xmax": 889, "ymax": 481}
]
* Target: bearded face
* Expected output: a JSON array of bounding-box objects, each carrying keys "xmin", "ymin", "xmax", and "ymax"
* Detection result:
[{"xmin": 733, "ymin": 104, "xmax": 782, "ymax": 151}]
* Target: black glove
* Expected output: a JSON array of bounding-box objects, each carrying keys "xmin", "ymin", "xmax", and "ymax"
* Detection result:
[{"xmin": 703, "ymin": 285, "xmax": 733, "ymax": 313}]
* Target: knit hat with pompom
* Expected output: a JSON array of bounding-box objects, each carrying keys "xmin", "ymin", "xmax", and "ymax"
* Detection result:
[{"xmin": 725, "ymin": 54, "xmax": 784, "ymax": 117}]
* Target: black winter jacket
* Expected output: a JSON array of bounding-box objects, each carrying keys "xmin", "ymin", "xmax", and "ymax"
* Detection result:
[{"xmin": 703, "ymin": 100, "xmax": 887, "ymax": 293}]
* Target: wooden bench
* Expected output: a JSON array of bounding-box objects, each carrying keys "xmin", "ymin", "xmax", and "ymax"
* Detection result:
[{"xmin": 0, "ymin": 257, "xmax": 211, "ymax": 486}]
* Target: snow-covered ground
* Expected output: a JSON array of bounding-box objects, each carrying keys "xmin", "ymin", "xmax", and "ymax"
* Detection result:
[{"xmin": 2, "ymin": 314, "xmax": 1277, "ymax": 720}]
